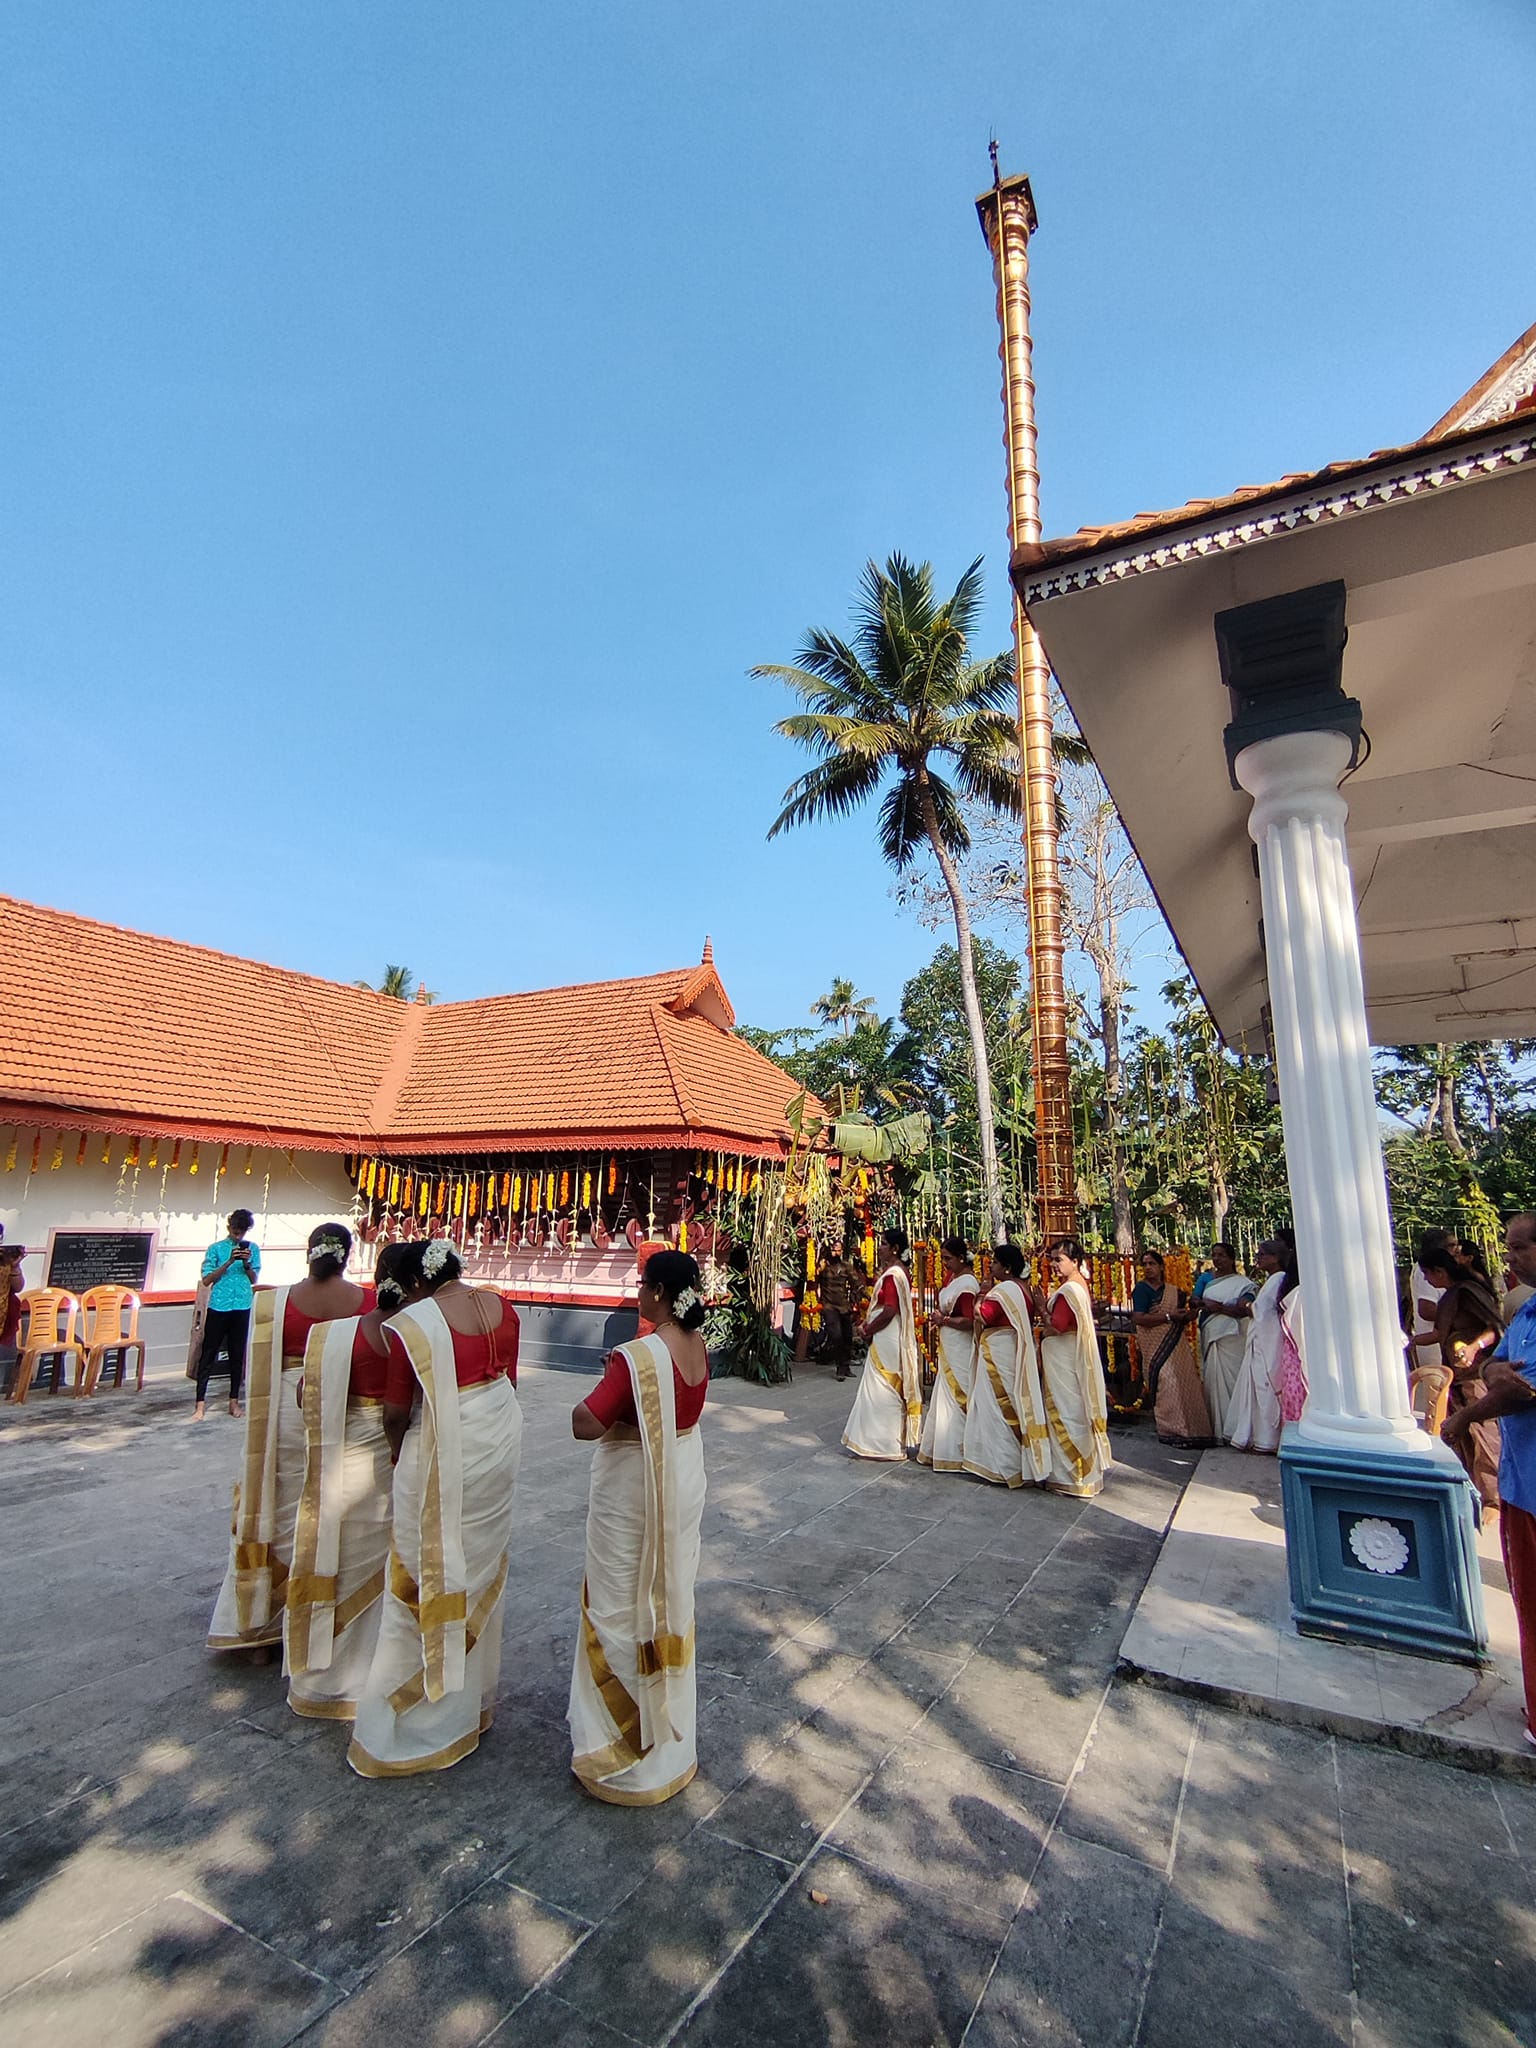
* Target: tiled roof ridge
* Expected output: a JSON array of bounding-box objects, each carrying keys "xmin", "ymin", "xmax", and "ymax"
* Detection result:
[
  {"xmin": 367, "ymin": 998, "xmax": 429, "ymax": 1132},
  {"xmin": 1026, "ymin": 407, "xmax": 1536, "ymax": 572},
  {"xmin": 0, "ymin": 892, "xmax": 717, "ymax": 1014},
  {"xmin": 0, "ymin": 890, "xmax": 403, "ymax": 1006},
  {"xmin": 647, "ymin": 1001, "xmax": 698, "ymax": 1130}
]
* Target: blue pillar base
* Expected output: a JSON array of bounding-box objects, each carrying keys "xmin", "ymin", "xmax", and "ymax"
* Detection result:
[{"xmin": 1278, "ymin": 1428, "xmax": 1489, "ymax": 1665}]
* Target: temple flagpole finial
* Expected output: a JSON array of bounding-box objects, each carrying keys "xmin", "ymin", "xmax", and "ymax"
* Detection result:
[{"xmin": 701, "ymin": 936, "xmax": 713, "ymax": 965}]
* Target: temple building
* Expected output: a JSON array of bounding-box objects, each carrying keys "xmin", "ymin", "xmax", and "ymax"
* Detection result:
[
  {"xmin": 0, "ymin": 894, "xmax": 810, "ymax": 1368},
  {"xmin": 1020, "ymin": 318, "xmax": 1536, "ymax": 1662}
]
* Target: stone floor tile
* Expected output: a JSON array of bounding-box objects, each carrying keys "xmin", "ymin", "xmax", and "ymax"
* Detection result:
[
  {"xmin": 552, "ymin": 1830, "xmax": 787, "ymax": 2043},
  {"xmin": 0, "ymin": 1890, "xmax": 336, "ymax": 2047},
  {"xmin": 1334, "ymin": 1737, "xmax": 1518, "ymax": 1851},
  {"xmin": 964, "ymin": 1829, "xmax": 1165, "ymax": 2048},
  {"xmin": 296, "ymin": 1879, "xmax": 588, "ymax": 2047},
  {"xmin": 827, "ymin": 1742, "xmax": 1058, "ymax": 1933},
  {"xmin": 669, "ymin": 1845, "xmax": 1001, "ymax": 2048},
  {"xmin": 915, "ymin": 1659, "xmax": 1107, "ymax": 1784},
  {"xmin": 1342, "ymin": 1807, "xmax": 1536, "ymax": 2044},
  {"xmin": 702, "ymin": 1732, "xmax": 867, "ymax": 1864},
  {"xmin": 482, "ymin": 1988, "xmax": 643, "ymax": 2046},
  {"xmin": 491, "ymin": 1774, "xmax": 706, "ymax": 1923},
  {"xmin": 1137, "ymin": 1898, "xmax": 1353, "ymax": 2047},
  {"xmin": 1055, "ymin": 1682, "xmax": 1199, "ymax": 1868}
]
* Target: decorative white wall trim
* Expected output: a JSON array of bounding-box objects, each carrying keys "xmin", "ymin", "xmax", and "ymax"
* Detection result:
[
  {"xmin": 1453, "ymin": 338, "xmax": 1536, "ymax": 435},
  {"xmin": 1021, "ymin": 429, "xmax": 1536, "ymax": 605}
]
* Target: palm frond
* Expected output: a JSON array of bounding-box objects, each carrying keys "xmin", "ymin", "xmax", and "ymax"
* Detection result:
[{"xmin": 768, "ymin": 753, "xmax": 888, "ymax": 839}]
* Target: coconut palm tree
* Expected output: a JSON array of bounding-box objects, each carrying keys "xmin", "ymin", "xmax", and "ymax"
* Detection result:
[
  {"xmin": 355, "ymin": 964, "xmax": 420, "ymax": 1000},
  {"xmin": 758, "ymin": 553, "xmax": 1029, "ymax": 1239},
  {"xmin": 811, "ymin": 977, "xmax": 878, "ymax": 1037}
]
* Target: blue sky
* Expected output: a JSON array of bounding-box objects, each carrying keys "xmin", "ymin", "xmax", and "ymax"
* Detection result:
[{"xmin": 2, "ymin": 1, "xmax": 1532, "ymax": 1032}]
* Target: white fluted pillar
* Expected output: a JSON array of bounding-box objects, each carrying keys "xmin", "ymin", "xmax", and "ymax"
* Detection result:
[{"xmin": 1234, "ymin": 729, "xmax": 1427, "ymax": 1455}]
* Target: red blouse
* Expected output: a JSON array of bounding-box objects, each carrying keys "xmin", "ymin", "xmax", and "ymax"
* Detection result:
[
  {"xmin": 584, "ymin": 1346, "xmax": 708, "ymax": 1431},
  {"xmin": 380, "ymin": 1298, "xmax": 520, "ymax": 1408},
  {"xmin": 349, "ymin": 1322, "xmax": 390, "ymax": 1401},
  {"xmin": 874, "ymin": 1273, "xmax": 899, "ymax": 1313},
  {"xmin": 978, "ymin": 1290, "xmax": 1074, "ymax": 1333},
  {"xmin": 281, "ymin": 1287, "xmax": 376, "ymax": 1361}
]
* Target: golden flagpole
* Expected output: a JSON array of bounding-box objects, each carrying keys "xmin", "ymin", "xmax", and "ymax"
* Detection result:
[{"xmin": 976, "ymin": 147, "xmax": 1076, "ymax": 1240}]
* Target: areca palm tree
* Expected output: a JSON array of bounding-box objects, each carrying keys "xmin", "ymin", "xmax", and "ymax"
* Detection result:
[
  {"xmin": 812, "ymin": 977, "xmax": 878, "ymax": 1037},
  {"xmin": 758, "ymin": 553, "xmax": 1027, "ymax": 1239}
]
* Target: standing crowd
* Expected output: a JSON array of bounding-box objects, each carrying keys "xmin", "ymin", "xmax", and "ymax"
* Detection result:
[
  {"xmin": 840, "ymin": 1229, "xmax": 1113, "ymax": 1499},
  {"xmin": 201, "ymin": 1214, "xmax": 710, "ymax": 1804}
]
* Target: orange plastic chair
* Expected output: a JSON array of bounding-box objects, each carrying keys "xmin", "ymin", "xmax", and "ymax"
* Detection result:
[
  {"xmin": 80, "ymin": 1286, "xmax": 147, "ymax": 1394},
  {"xmin": 1410, "ymin": 1363, "xmax": 1453, "ymax": 1437},
  {"xmin": 11, "ymin": 1290, "xmax": 85, "ymax": 1402}
]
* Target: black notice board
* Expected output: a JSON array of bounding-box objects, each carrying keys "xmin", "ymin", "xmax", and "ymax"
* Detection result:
[{"xmin": 46, "ymin": 1230, "xmax": 157, "ymax": 1293}]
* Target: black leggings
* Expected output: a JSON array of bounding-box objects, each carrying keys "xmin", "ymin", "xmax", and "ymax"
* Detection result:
[{"xmin": 196, "ymin": 1308, "xmax": 251, "ymax": 1403}]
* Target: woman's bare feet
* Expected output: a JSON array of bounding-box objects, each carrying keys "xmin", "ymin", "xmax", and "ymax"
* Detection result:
[
  {"xmin": 229, "ymin": 1399, "xmax": 244, "ymax": 1420},
  {"xmin": 192, "ymin": 1402, "xmax": 206, "ymax": 1421}
]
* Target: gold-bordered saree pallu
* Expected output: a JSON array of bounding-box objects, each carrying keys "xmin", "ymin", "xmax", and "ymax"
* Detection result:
[
  {"xmin": 964, "ymin": 1279, "xmax": 1048, "ymax": 1487},
  {"xmin": 208, "ymin": 1288, "xmax": 304, "ymax": 1650},
  {"xmin": 569, "ymin": 1334, "xmax": 708, "ymax": 1806},
  {"xmin": 348, "ymin": 1298, "xmax": 522, "ymax": 1778},
  {"xmin": 1038, "ymin": 1278, "xmax": 1112, "ymax": 1498},
  {"xmin": 841, "ymin": 1264, "xmax": 922, "ymax": 1461},
  {"xmin": 917, "ymin": 1274, "xmax": 979, "ymax": 1472},
  {"xmin": 284, "ymin": 1316, "xmax": 393, "ymax": 1721}
]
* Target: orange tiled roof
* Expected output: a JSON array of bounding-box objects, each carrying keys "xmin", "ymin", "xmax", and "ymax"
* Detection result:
[
  {"xmin": 1028, "ymin": 328, "xmax": 1536, "ymax": 573},
  {"xmin": 0, "ymin": 895, "xmax": 811, "ymax": 1157}
]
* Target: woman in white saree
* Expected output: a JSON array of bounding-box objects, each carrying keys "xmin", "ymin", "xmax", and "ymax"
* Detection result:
[
  {"xmin": 283, "ymin": 1242, "xmax": 404, "ymax": 1721},
  {"xmin": 1225, "ymin": 1241, "xmax": 1286, "ymax": 1453},
  {"xmin": 1037, "ymin": 1237, "xmax": 1112, "ymax": 1499},
  {"xmin": 349, "ymin": 1239, "xmax": 522, "ymax": 1778},
  {"xmin": 568, "ymin": 1249, "xmax": 709, "ymax": 1805},
  {"xmin": 1196, "ymin": 1243, "xmax": 1258, "ymax": 1439},
  {"xmin": 918, "ymin": 1238, "xmax": 980, "ymax": 1473},
  {"xmin": 841, "ymin": 1229, "xmax": 922, "ymax": 1462},
  {"xmin": 965, "ymin": 1243, "xmax": 1047, "ymax": 1487},
  {"xmin": 208, "ymin": 1224, "xmax": 368, "ymax": 1655}
]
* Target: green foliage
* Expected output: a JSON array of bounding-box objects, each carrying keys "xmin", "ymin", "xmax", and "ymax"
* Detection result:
[
  {"xmin": 756, "ymin": 554, "xmax": 1023, "ymax": 864},
  {"xmin": 899, "ymin": 938, "xmax": 1024, "ymax": 1144}
]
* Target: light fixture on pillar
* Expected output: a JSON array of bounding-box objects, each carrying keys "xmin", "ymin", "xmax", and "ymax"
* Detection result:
[{"xmin": 1217, "ymin": 581, "xmax": 1487, "ymax": 1664}]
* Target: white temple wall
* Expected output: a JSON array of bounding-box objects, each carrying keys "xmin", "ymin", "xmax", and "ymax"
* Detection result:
[{"xmin": 0, "ymin": 1130, "xmax": 356, "ymax": 1294}]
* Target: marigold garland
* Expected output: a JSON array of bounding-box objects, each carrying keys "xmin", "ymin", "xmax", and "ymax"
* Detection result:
[
  {"xmin": 50, "ymin": 1134, "xmax": 64, "ymax": 1170},
  {"xmin": 30, "ymin": 1131, "xmax": 43, "ymax": 1174},
  {"xmin": 76, "ymin": 1133, "xmax": 88, "ymax": 1167}
]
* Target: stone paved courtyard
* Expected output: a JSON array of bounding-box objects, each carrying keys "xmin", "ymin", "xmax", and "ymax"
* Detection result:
[{"xmin": 3, "ymin": 1363, "xmax": 1536, "ymax": 2047}]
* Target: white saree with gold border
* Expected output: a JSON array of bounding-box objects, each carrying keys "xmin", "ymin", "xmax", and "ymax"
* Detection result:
[
  {"xmin": 917, "ymin": 1274, "xmax": 979, "ymax": 1472},
  {"xmin": 964, "ymin": 1278, "xmax": 1049, "ymax": 1487},
  {"xmin": 208, "ymin": 1288, "xmax": 303, "ymax": 1650},
  {"xmin": 284, "ymin": 1315, "xmax": 393, "ymax": 1721},
  {"xmin": 348, "ymin": 1296, "xmax": 522, "ymax": 1777},
  {"xmin": 841, "ymin": 1263, "xmax": 922, "ymax": 1461},
  {"xmin": 569, "ymin": 1333, "xmax": 707, "ymax": 1805},
  {"xmin": 1038, "ymin": 1278, "xmax": 1112, "ymax": 1498}
]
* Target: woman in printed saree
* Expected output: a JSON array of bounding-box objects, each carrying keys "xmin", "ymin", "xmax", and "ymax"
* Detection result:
[
  {"xmin": 965, "ymin": 1242, "xmax": 1048, "ymax": 1488},
  {"xmin": 568, "ymin": 1249, "xmax": 709, "ymax": 1806},
  {"xmin": 841, "ymin": 1228, "xmax": 922, "ymax": 1462},
  {"xmin": 918, "ymin": 1238, "xmax": 980, "ymax": 1473},
  {"xmin": 1037, "ymin": 1237, "xmax": 1112, "ymax": 1498},
  {"xmin": 1132, "ymin": 1250, "xmax": 1215, "ymax": 1448},
  {"xmin": 208, "ymin": 1223, "xmax": 369, "ymax": 1655},
  {"xmin": 348, "ymin": 1239, "xmax": 522, "ymax": 1778},
  {"xmin": 1196, "ymin": 1243, "xmax": 1258, "ymax": 1439},
  {"xmin": 1225, "ymin": 1240, "xmax": 1287, "ymax": 1453},
  {"xmin": 284, "ymin": 1243, "xmax": 409, "ymax": 1721}
]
